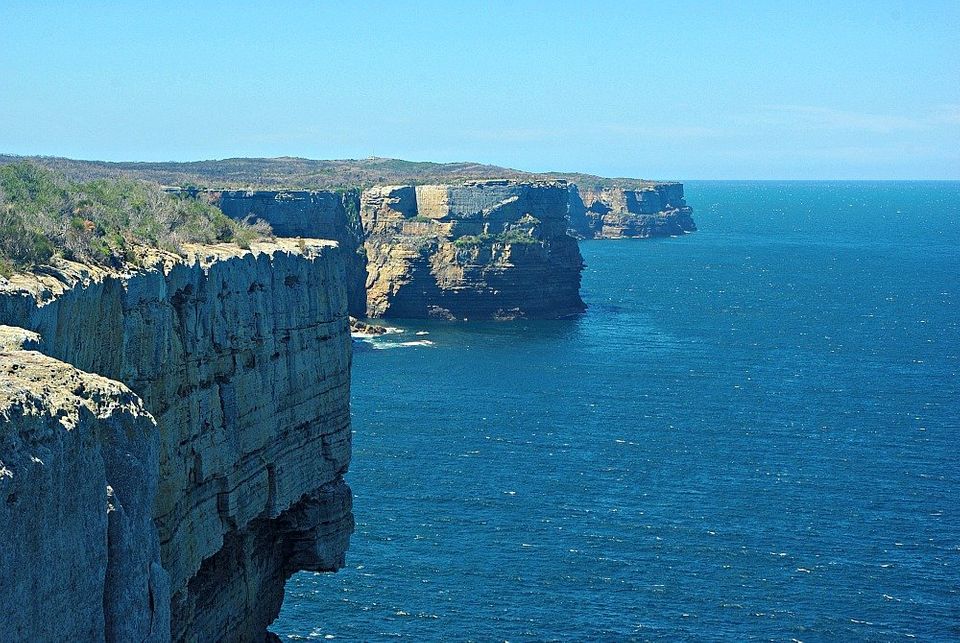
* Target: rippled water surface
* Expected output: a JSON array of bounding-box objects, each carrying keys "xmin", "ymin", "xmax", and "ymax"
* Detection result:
[{"xmin": 273, "ymin": 182, "xmax": 960, "ymax": 641}]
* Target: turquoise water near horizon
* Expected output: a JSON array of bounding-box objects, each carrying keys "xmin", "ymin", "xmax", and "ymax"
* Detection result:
[{"xmin": 273, "ymin": 181, "xmax": 959, "ymax": 641}]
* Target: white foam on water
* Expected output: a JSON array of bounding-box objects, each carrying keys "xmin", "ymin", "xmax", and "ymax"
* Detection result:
[{"xmin": 370, "ymin": 339, "xmax": 435, "ymax": 350}]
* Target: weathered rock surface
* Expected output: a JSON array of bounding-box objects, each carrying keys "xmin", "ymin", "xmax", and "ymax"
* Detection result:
[
  {"xmin": 349, "ymin": 316, "xmax": 388, "ymax": 336},
  {"xmin": 0, "ymin": 239, "xmax": 353, "ymax": 641},
  {"xmin": 215, "ymin": 178, "xmax": 695, "ymax": 320},
  {"xmin": 568, "ymin": 183, "xmax": 697, "ymax": 239},
  {"xmin": 218, "ymin": 190, "xmax": 367, "ymax": 317},
  {"xmin": 0, "ymin": 326, "xmax": 167, "ymax": 642},
  {"xmin": 361, "ymin": 181, "xmax": 585, "ymax": 319}
]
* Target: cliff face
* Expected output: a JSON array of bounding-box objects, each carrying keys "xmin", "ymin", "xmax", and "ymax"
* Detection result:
[
  {"xmin": 218, "ymin": 190, "xmax": 368, "ymax": 317},
  {"xmin": 0, "ymin": 325, "xmax": 166, "ymax": 642},
  {"xmin": 361, "ymin": 181, "xmax": 585, "ymax": 319},
  {"xmin": 0, "ymin": 240, "xmax": 353, "ymax": 641},
  {"xmin": 213, "ymin": 179, "xmax": 696, "ymax": 321},
  {"xmin": 568, "ymin": 183, "xmax": 697, "ymax": 239}
]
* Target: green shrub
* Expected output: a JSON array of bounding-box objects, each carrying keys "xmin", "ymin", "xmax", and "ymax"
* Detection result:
[
  {"xmin": 0, "ymin": 162, "xmax": 272, "ymax": 272},
  {"xmin": 452, "ymin": 234, "xmax": 492, "ymax": 248},
  {"xmin": 0, "ymin": 209, "xmax": 55, "ymax": 266},
  {"xmin": 496, "ymin": 229, "xmax": 539, "ymax": 245}
]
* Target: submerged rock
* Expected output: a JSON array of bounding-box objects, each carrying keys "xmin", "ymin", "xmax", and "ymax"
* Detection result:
[{"xmin": 350, "ymin": 316, "xmax": 389, "ymax": 336}]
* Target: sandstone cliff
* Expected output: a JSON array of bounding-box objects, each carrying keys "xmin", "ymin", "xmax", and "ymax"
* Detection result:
[
  {"xmin": 218, "ymin": 190, "xmax": 367, "ymax": 317},
  {"xmin": 361, "ymin": 181, "xmax": 585, "ymax": 320},
  {"xmin": 213, "ymin": 178, "xmax": 696, "ymax": 320},
  {"xmin": 567, "ymin": 183, "xmax": 697, "ymax": 239},
  {"xmin": 0, "ymin": 240, "xmax": 353, "ymax": 641}
]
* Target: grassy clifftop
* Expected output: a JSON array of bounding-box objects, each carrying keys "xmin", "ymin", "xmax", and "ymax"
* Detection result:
[
  {"xmin": 0, "ymin": 155, "xmax": 665, "ymax": 191},
  {"xmin": 0, "ymin": 162, "xmax": 270, "ymax": 276}
]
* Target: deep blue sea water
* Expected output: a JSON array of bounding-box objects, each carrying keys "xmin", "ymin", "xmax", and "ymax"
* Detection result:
[{"xmin": 273, "ymin": 182, "xmax": 960, "ymax": 641}]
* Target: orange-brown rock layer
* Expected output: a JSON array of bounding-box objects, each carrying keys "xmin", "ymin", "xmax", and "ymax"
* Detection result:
[{"xmin": 362, "ymin": 181, "xmax": 585, "ymax": 320}]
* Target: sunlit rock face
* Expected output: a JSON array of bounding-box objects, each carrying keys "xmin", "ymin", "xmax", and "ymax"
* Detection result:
[
  {"xmin": 0, "ymin": 240, "xmax": 353, "ymax": 642},
  {"xmin": 361, "ymin": 180, "xmax": 586, "ymax": 320},
  {"xmin": 567, "ymin": 183, "xmax": 697, "ymax": 239},
  {"xmin": 215, "ymin": 179, "xmax": 696, "ymax": 322}
]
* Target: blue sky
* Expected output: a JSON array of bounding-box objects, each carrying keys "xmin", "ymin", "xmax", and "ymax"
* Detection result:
[{"xmin": 1, "ymin": 1, "xmax": 958, "ymax": 179}]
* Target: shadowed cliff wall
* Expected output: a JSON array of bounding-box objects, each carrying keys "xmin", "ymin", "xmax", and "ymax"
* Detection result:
[
  {"xmin": 218, "ymin": 190, "xmax": 368, "ymax": 317},
  {"xmin": 0, "ymin": 240, "xmax": 353, "ymax": 641}
]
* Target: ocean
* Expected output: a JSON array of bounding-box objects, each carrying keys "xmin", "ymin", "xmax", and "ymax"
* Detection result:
[{"xmin": 273, "ymin": 182, "xmax": 960, "ymax": 641}]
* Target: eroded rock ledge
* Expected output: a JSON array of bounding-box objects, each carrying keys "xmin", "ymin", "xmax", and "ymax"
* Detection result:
[{"xmin": 0, "ymin": 240, "xmax": 353, "ymax": 641}]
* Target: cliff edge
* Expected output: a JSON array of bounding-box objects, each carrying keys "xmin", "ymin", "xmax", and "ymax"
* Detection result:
[
  {"xmin": 218, "ymin": 190, "xmax": 368, "ymax": 317},
  {"xmin": 0, "ymin": 240, "xmax": 353, "ymax": 641},
  {"xmin": 215, "ymin": 181, "xmax": 587, "ymax": 321},
  {"xmin": 209, "ymin": 176, "xmax": 696, "ymax": 321}
]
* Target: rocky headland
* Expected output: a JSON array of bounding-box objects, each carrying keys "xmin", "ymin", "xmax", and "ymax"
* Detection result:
[
  {"xmin": 212, "ymin": 180, "xmax": 589, "ymax": 321},
  {"xmin": 567, "ymin": 183, "xmax": 697, "ymax": 239},
  {"xmin": 360, "ymin": 180, "xmax": 585, "ymax": 320},
  {"xmin": 0, "ymin": 240, "xmax": 353, "ymax": 641},
  {"xmin": 209, "ymin": 180, "xmax": 696, "ymax": 320},
  {"xmin": 1, "ymin": 155, "xmax": 696, "ymax": 320}
]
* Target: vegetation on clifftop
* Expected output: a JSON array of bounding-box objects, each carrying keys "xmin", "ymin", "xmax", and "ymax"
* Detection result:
[
  {"xmin": 0, "ymin": 162, "xmax": 271, "ymax": 276},
  {"xmin": 0, "ymin": 154, "xmax": 665, "ymax": 191}
]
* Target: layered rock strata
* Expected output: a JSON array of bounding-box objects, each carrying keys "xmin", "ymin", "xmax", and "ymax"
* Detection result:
[
  {"xmin": 567, "ymin": 183, "xmax": 697, "ymax": 239},
  {"xmin": 0, "ymin": 240, "xmax": 353, "ymax": 641},
  {"xmin": 216, "ymin": 179, "xmax": 695, "ymax": 320},
  {"xmin": 0, "ymin": 325, "xmax": 166, "ymax": 642},
  {"xmin": 218, "ymin": 190, "xmax": 367, "ymax": 317},
  {"xmin": 361, "ymin": 181, "xmax": 585, "ymax": 319}
]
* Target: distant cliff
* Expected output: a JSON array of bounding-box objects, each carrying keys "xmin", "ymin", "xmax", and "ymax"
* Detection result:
[
  {"xmin": 567, "ymin": 183, "xmax": 697, "ymax": 239},
  {"xmin": 212, "ymin": 178, "xmax": 697, "ymax": 320},
  {"xmin": 361, "ymin": 180, "xmax": 585, "ymax": 319},
  {"xmin": 218, "ymin": 190, "xmax": 368, "ymax": 316},
  {"xmin": 0, "ymin": 241, "xmax": 353, "ymax": 641}
]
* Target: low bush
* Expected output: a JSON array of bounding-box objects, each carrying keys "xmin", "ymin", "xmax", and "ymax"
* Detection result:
[
  {"xmin": 0, "ymin": 209, "xmax": 55, "ymax": 266},
  {"xmin": 452, "ymin": 234, "xmax": 492, "ymax": 248},
  {"xmin": 452, "ymin": 229, "xmax": 541, "ymax": 248},
  {"xmin": 496, "ymin": 229, "xmax": 539, "ymax": 244},
  {"xmin": 0, "ymin": 162, "xmax": 272, "ymax": 272}
]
